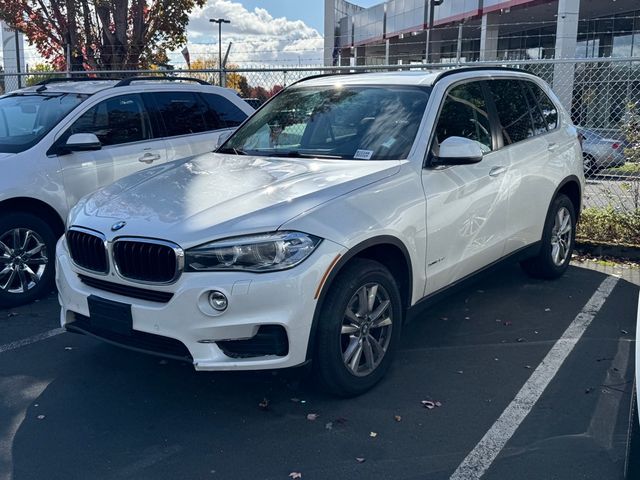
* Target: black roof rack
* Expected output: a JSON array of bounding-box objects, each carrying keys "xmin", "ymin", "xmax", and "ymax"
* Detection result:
[
  {"xmin": 432, "ymin": 65, "xmax": 532, "ymax": 84},
  {"xmin": 114, "ymin": 76, "xmax": 211, "ymax": 87}
]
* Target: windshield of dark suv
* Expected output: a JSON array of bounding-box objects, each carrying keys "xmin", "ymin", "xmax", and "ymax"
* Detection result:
[
  {"xmin": 0, "ymin": 93, "xmax": 88, "ymax": 153},
  {"xmin": 219, "ymin": 85, "xmax": 430, "ymax": 160}
]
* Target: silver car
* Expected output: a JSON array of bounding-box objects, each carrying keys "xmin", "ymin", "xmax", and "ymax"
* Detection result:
[{"xmin": 579, "ymin": 128, "xmax": 627, "ymax": 175}]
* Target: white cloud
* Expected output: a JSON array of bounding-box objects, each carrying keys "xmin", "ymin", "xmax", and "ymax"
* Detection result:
[{"xmin": 178, "ymin": 0, "xmax": 325, "ymax": 67}]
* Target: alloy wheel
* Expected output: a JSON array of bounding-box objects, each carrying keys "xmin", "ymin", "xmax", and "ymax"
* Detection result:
[
  {"xmin": 550, "ymin": 207, "xmax": 572, "ymax": 266},
  {"xmin": 0, "ymin": 228, "xmax": 48, "ymax": 294},
  {"xmin": 341, "ymin": 282, "xmax": 393, "ymax": 377}
]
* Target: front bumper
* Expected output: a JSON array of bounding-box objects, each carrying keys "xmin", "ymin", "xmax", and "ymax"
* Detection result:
[{"xmin": 56, "ymin": 236, "xmax": 346, "ymax": 370}]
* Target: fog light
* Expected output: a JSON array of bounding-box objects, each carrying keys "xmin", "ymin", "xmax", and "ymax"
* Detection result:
[{"xmin": 208, "ymin": 290, "xmax": 228, "ymax": 311}]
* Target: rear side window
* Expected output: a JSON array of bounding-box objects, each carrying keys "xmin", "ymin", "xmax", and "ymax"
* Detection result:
[
  {"xmin": 434, "ymin": 81, "xmax": 493, "ymax": 152},
  {"xmin": 522, "ymin": 83, "xmax": 548, "ymax": 135},
  {"xmin": 69, "ymin": 94, "xmax": 151, "ymax": 146},
  {"xmin": 529, "ymin": 83, "xmax": 558, "ymax": 130},
  {"xmin": 487, "ymin": 80, "xmax": 535, "ymax": 145},
  {"xmin": 151, "ymin": 92, "xmax": 209, "ymax": 137},
  {"xmin": 201, "ymin": 94, "xmax": 248, "ymax": 129}
]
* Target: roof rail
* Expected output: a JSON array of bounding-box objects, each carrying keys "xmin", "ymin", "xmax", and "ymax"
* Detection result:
[
  {"xmin": 35, "ymin": 77, "xmax": 115, "ymax": 86},
  {"xmin": 289, "ymin": 70, "xmax": 368, "ymax": 87},
  {"xmin": 433, "ymin": 65, "xmax": 532, "ymax": 84},
  {"xmin": 114, "ymin": 76, "xmax": 211, "ymax": 87}
]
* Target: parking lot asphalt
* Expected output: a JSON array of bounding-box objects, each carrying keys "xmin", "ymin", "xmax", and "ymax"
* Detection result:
[{"xmin": 0, "ymin": 261, "xmax": 638, "ymax": 480}]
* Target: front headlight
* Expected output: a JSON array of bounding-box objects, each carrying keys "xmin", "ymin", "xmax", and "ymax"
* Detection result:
[{"xmin": 185, "ymin": 231, "xmax": 322, "ymax": 272}]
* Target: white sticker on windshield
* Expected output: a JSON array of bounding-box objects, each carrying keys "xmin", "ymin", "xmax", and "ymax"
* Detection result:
[{"xmin": 354, "ymin": 149, "xmax": 374, "ymax": 160}]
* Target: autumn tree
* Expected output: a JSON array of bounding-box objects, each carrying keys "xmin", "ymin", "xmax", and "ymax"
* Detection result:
[{"xmin": 0, "ymin": 0, "xmax": 206, "ymax": 71}]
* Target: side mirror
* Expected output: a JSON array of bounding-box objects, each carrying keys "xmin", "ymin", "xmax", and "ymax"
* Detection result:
[
  {"xmin": 432, "ymin": 136, "xmax": 484, "ymax": 166},
  {"xmin": 216, "ymin": 130, "xmax": 233, "ymax": 149},
  {"xmin": 65, "ymin": 133, "xmax": 102, "ymax": 152}
]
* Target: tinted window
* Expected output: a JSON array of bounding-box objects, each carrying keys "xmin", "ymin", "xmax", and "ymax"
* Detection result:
[
  {"xmin": 69, "ymin": 94, "xmax": 151, "ymax": 146},
  {"xmin": 152, "ymin": 92, "xmax": 209, "ymax": 137},
  {"xmin": 434, "ymin": 82, "xmax": 492, "ymax": 152},
  {"xmin": 522, "ymin": 82, "xmax": 548, "ymax": 135},
  {"xmin": 529, "ymin": 82, "xmax": 558, "ymax": 130},
  {"xmin": 488, "ymin": 80, "xmax": 535, "ymax": 145},
  {"xmin": 202, "ymin": 94, "xmax": 248, "ymax": 129}
]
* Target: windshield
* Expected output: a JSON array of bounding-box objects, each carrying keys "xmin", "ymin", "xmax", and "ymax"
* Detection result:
[
  {"xmin": 220, "ymin": 85, "xmax": 430, "ymax": 160},
  {"xmin": 0, "ymin": 93, "xmax": 87, "ymax": 153}
]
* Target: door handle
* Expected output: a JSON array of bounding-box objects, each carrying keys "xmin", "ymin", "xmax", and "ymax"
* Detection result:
[
  {"xmin": 548, "ymin": 143, "xmax": 559, "ymax": 152},
  {"xmin": 489, "ymin": 166, "xmax": 507, "ymax": 177},
  {"xmin": 138, "ymin": 153, "xmax": 161, "ymax": 164}
]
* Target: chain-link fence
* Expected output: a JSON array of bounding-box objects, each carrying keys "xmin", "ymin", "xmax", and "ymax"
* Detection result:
[{"xmin": 1, "ymin": 57, "xmax": 639, "ymax": 244}]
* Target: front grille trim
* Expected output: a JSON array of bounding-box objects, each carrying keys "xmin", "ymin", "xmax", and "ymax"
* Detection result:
[
  {"xmin": 66, "ymin": 227, "xmax": 109, "ymax": 275},
  {"xmin": 112, "ymin": 237, "xmax": 184, "ymax": 285},
  {"xmin": 78, "ymin": 274, "xmax": 174, "ymax": 303}
]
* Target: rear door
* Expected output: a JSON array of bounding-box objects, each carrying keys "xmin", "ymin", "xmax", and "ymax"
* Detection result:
[
  {"xmin": 56, "ymin": 93, "xmax": 168, "ymax": 209},
  {"xmin": 485, "ymin": 79, "xmax": 560, "ymax": 254},
  {"xmin": 422, "ymin": 80, "xmax": 511, "ymax": 294}
]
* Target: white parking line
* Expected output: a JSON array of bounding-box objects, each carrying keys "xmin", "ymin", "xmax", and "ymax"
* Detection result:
[
  {"xmin": 0, "ymin": 328, "xmax": 64, "ymax": 354},
  {"xmin": 450, "ymin": 275, "xmax": 620, "ymax": 480}
]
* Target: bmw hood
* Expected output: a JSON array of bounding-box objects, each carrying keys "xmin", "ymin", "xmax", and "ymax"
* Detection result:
[{"xmin": 70, "ymin": 152, "xmax": 400, "ymax": 247}]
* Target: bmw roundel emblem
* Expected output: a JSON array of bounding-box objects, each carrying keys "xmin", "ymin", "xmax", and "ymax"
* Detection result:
[{"xmin": 111, "ymin": 221, "xmax": 127, "ymax": 232}]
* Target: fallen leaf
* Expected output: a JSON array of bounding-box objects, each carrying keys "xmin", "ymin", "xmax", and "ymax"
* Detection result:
[
  {"xmin": 369, "ymin": 432, "xmax": 377, "ymax": 438},
  {"xmin": 289, "ymin": 472, "xmax": 302, "ymax": 479},
  {"xmin": 525, "ymin": 365, "xmax": 532, "ymax": 369},
  {"xmin": 356, "ymin": 457, "xmax": 366, "ymax": 463},
  {"xmin": 456, "ymin": 370, "xmax": 464, "ymax": 375},
  {"xmin": 394, "ymin": 415, "xmax": 402, "ymax": 422},
  {"xmin": 306, "ymin": 413, "xmax": 319, "ymax": 421},
  {"xmin": 544, "ymin": 308, "xmax": 551, "ymax": 312},
  {"xmin": 621, "ymin": 330, "xmax": 629, "ymax": 335},
  {"xmin": 258, "ymin": 398, "xmax": 269, "ymax": 410},
  {"xmin": 421, "ymin": 400, "xmax": 435, "ymax": 409},
  {"xmin": 585, "ymin": 387, "xmax": 593, "ymax": 394},
  {"xmin": 7, "ymin": 312, "xmax": 18, "ymax": 318},
  {"xmin": 435, "ymin": 401, "xmax": 442, "ymax": 407},
  {"xmin": 64, "ymin": 346, "xmax": 73, "ymax": 351},
  {"xmin": 37, "ymin": 415, "xmax": 45, "ymax": 420},
  {"xmin": 516, "ymin": 338, "xmax": 526, "ymax": 343},
  {"xmin": 325, "ymin": 422, "xmax": 333, "ymax": 430},
  {"xmin": 464, "ymin": 316, "xmax": 471, "ymax": 320}
]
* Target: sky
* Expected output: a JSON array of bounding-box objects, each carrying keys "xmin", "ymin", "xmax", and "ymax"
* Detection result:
[{"xmin": 3, "ymin": 0, "xmax": 383, "ymax": 70}]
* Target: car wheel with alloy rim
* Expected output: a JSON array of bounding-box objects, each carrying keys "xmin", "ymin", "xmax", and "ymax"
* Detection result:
[
  {"xmin": 521, "ymin": 193, "xmax": 576, "ymax": 279},
  {"xmin": 0, "ymin": 213, "xmax": 57, "ymax": 308},
  {"xmin": 314, "ymin": 258, "xmax": 402, "ymax": 397}
]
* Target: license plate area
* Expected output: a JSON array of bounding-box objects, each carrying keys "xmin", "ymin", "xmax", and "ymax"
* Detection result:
[{"xmin": 88, "ymin": 295, "xmax": 133, "ymax": 336}]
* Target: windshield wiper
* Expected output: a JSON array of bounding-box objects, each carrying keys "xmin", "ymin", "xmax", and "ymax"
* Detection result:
[
  {"xmin": 259, "ymin": 150, "xmax": 346, "ymax": 159},
  {"xmin": 217, "ymin": 146, "xmax": 247, "ymax": 155}
]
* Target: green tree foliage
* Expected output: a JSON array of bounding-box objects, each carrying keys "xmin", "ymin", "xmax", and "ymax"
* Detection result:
[{"xmin": 0, "ymin": 0, "xmax": 206, "ymax": 71}]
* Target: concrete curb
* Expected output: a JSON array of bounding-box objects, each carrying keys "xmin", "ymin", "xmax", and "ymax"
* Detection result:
[{"xmin": 575, "ymin": 240, "xmax": 640, "ymax": 261}]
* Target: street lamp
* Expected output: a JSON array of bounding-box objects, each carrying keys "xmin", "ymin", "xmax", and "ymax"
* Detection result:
[
  {"xmin": 210, "ymin": 18, "xmax": 230, "ymax": 86},
  {"xmin": 425, "ymin": 0, "xmax": 444, "ymax": 64}
]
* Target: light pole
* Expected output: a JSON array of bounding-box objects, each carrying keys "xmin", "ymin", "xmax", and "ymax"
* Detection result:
[
  {"xmin": 425, "ymin": 0, "xmax": 444, "ymax": 64},
  {"xmin": 209, "ymin": 18, "xmax": 230, "ymax": 86}
]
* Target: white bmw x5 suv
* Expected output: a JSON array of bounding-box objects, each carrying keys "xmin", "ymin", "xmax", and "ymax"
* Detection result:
[{"xmin": 57, "ymin": 68, "xmax": 584, "ymax": 396}]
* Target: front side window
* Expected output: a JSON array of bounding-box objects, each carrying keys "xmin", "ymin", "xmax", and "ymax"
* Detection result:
[
  {"xmin": 69, "ymin": 94, "xmax": 151, "ymax": 147},
  {"xmin": 434, "ymin": 81, "xmax": 493, "ymax": 153},
  {"xmin": 220, "ymin": 85, "xmax": 430, "ymax": 160},
  {"xmin": 0, "ymin": 93, "xmax": 86, "ymax": 153},
  {"xmin": 488, "ymin": 80, "xmax": 535, "ymax": 145}
]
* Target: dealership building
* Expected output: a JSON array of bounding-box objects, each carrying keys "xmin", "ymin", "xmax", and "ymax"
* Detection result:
[
  {"xmin": 324, "ymin": 0, "xmax": 640, "ymax": 65},
  {"xmin": 323, "ymin": 0, "xmax": 640, "ymax": 129}
]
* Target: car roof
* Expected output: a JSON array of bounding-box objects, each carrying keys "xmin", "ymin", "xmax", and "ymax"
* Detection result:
[
  {"xmin": 295, "ymin": 67, "xmax": 539, "ymax": 88},
  {"xmin": 9, "ymin": 79, "xmax": 236, "ymax": 96}
]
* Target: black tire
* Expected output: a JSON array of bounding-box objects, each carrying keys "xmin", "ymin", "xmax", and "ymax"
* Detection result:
[
  {"xmin": 625, "ymin": 383, "xmax": 640, "ymax": 479},
  {"xmin": 313, "ymin": 258, "xmax": 403, "ymax": 397},
  {"xmin": 0, "ymin": 213, "xmax": 58, "ymax": 308},
  {"xmin": 521, "ymin": 194, "xmax": 576, "ymax": 279}
]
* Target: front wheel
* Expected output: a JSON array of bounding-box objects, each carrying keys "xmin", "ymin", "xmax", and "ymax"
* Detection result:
[
  {"xmin": 313, "ymin": 259, "xmax": 403, "ymax": 397},
  {"xmin": 521, "ymin": 194, "xmax": 576, "ymax": 279},
  {"xmin": 0, "ymin": 213, "xmax": 57, "ymax": 308}
]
